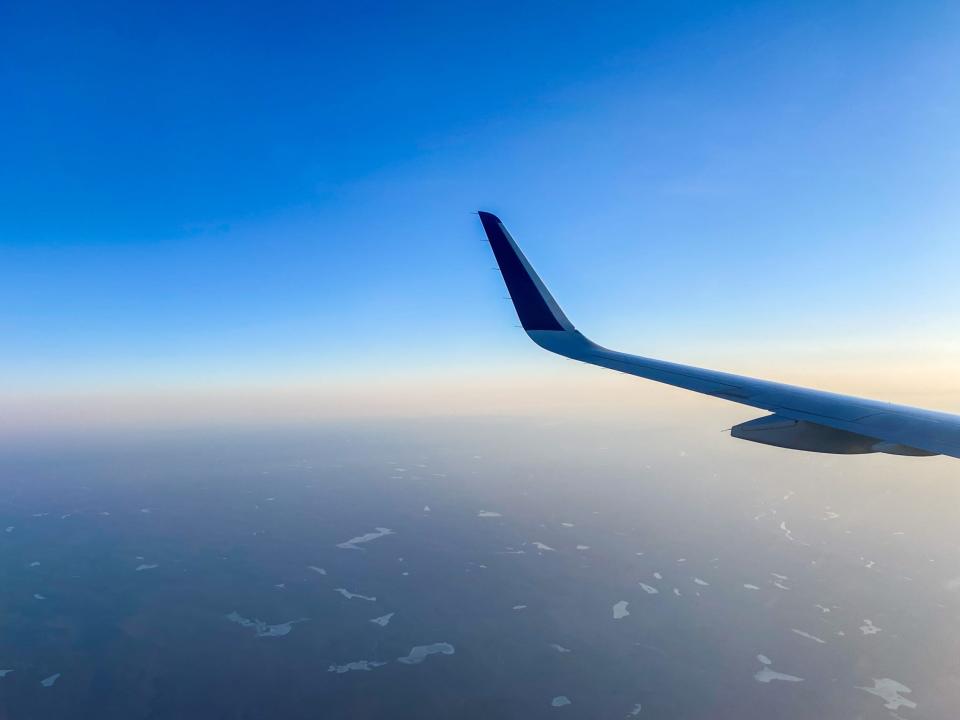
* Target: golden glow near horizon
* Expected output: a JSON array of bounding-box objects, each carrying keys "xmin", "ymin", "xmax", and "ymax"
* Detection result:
[{"xmin": 4, "ymin": 347, "xmax": 959, "ymax": 438}]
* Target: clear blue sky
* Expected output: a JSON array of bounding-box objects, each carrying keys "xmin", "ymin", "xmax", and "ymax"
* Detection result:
[{"xmin": 3, "ymin": 1, "xmax": 959, "ymax": 396}]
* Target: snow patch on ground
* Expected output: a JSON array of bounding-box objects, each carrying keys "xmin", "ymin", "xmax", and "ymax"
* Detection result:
[
  {"xmin": 791, "ymin": 629, "xmax": 826, "ymax": 644},
  {"xmin": 754, "ymin": 654, "xmax": 803, "ymax": 684},
  {"xmin": 328, "ymin": 660, "xmax": 388, "ymax": 674},
  {"xmin": 334, "ymin": 587, "xmax": 376, "ymax": 602},
  {"xmin": 397, "ymin": 642, "xmax": 455, "ymax": 665},
  {"xmin": 226, "ymin": 612, "xmax": 308, "ymax": 637},
  {"xmin": 857, "ymin": 678, "xmax": 917, "ymax": 711},
  {"xmin": 336, "ymin": 527, "xmax": 394, "ymax": 550}
]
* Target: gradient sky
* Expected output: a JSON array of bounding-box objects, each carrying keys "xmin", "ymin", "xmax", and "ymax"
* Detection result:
[{"xmin": 3, "ymin": 1, "xmax": 959, "ymax": 421}]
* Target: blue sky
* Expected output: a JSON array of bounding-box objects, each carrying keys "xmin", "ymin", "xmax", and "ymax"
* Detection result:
[{"xmin": 2, "ymin": 1, "xmax": 959, "ymax": 403}]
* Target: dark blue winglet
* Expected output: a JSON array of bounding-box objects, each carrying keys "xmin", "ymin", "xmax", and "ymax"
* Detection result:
[{"xmin": 478, "ymin": 211, "xmax": 570, "ymax": 332}]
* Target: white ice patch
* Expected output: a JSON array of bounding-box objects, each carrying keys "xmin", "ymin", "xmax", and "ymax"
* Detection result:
[
  {"xmin": 5, "ymin": 526, "xmax": 13, "ymax": 533},
  {"xmin": 791, "ymin": 629, "xmax": 826, "ymax": 644},
  {"xmin": 754, "ymin": 654, "xmax": 803, "ymax": 684},
  {"xmin": 653, "ymin": 572, "xmax": 662, "ymax": 580},
  {"xmin": 40, "ymin": 673, "xmax": 61, "ymax": 687},
  {"xmin": 858, "ymin": 678, "xmax": 917, "ymax": 711},
  {"xmin": 814, "ymin": 604, "xmax": 831, "ymax": 613},
  {"xmin": 334, "ymin": 588, "xmax": 376, "ymax": 602},
  {"xmin": 755, "ymin": 669, "xmax": 804, "ymax": 684},
  {"xmin": 549, "ymin": 644, "xmax": 572, "ymax": 653},
  {"xmin": 531, "ymin": 542, "xmax": 555, "ymax": 551},
  {"xmin": 773, "ymin": 582, "xmax": 790, "ymax": 591},
  {"xmin": 307, "ymin": 566, "xmax": 327, "ymax": 575},
  {"xmin": 397, "ymin": 642, "xmax": 455, "ymax": 664},
  {"xmin": 743, "ymin": 584, "xmax": 760, "ymax": 590},
  {"xmin": 29, "ymin": 561, "xmax": 40, "ymax": 567},
  {"xmin": 0, "ymin": 670, "xmax": 12, "ymax": 678},
  {"xmin": 560, "ymin": 522, "xmax": 575, "ymax": 528},
  {"xmin": 613, "ymin": 601, "xmax": 630, "ymax": 619},
  {"xmin": 576, "ymin": 545, "xmax": 590, "ymax": 550},
  {"xmin": 328, "ymin": 660, "xmax": 388, "ymax": 674},
  {"xmin": 628, "ymin": 703, "xmax": 642, "ymax": 716},
  {"xmin": 673, "ymin": 588, "xmax": 681, "ymax": 597},
  {"xmin": 551, "ymin": 696, "xmax": 571, "ymax": 707},
  {"xmin": 477, "ymin": 510, "xmax": 502, "ymax": 518},
  {"xmin": 226, "ymin": 611, "xmax": 308, "ymax": 637},
  {"xmin": 859, "ymin": 619, "xmax": 882, "ymax": 635},
  {"xmin": 33, "ymin": 594, "xmax": 45, "ymax": 600},
  {"xmin": 639, "ymin": 583, "xmax": 659, "ymax": 595},
  {"xmin": 693, "ymin": 578, "xmax": 709, "ymax": 586},
  {"xmin": 370, "ymin": 613, "xmax": 394, "ymax": 627},
  {"xmin": 336, "ymin": 527, "xmax": 394, "ymax": 550},
  {"xmin": 135, "ymin": 564, "xmax": 158, "ymax": 572}
]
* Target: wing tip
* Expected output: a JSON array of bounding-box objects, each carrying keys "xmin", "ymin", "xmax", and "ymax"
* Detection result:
[
  {"xmin": 477, "ymin": 210, "xmax": 502, "ymax": 231},
  {"xmin": 478, "ymin": 210, "xmax": 574, "ymax": 333}
]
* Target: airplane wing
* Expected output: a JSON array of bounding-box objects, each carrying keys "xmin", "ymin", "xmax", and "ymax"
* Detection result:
[{"xmin": 478, "ymin": 211, "xmax": 960, "ymax": 458}]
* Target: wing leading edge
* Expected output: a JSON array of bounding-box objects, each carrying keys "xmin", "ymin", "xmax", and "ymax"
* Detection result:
[{"xmin": 478, "ymin": 211, "xmax": 960, "ymax": 459}]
